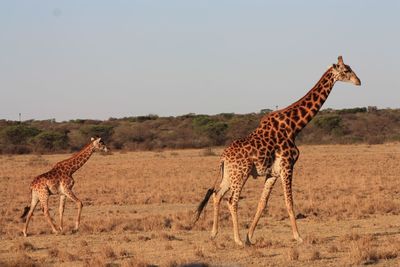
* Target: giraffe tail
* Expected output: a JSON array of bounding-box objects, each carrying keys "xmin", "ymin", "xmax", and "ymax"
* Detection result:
[
  {"xmin": 21, "ymin": 188, "xmax": 32, "ymax": 220},
  {"xmin": 192, "ymin": 188, "xmax": 214, "ymax": 225},
  {"xmin": 192, "ymin": 162, "xmax": 224, "ymax": 226},
  {"xmin": 21, "ymin": 206, "xmax": 30, "ymax": 219}
]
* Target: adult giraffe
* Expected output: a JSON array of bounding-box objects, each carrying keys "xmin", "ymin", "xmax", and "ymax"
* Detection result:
[
  {"xmin": 21, "ymin": 137, "xmax": 109, "ymax": 237},
  {"xmin": 193, "ymin": 56, "xmax": 361, "ymax": 246}
]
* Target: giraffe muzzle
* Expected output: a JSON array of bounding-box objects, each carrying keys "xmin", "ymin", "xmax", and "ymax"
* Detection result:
[{"xmin": 352, "ymin": 76, "xmax": 361, "ymax": 86}]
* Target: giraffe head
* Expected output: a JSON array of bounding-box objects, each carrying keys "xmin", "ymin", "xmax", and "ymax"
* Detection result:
[
  {"xmin": 331, "ymin": 56, "xmax": 361, "ymax": 86},
  {"xmin": 91, "ymin": 137, "xmax": 109, "ymax": 152}
]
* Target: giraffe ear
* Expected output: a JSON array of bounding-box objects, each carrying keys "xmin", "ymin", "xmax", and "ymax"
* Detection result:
[
  {"xmin": 91, "ymin": 137, "xmax": 95, "ymax": 141},
  {"xmin": 337, "ymin": 56, "xmax": 344, "ymax": 65}
]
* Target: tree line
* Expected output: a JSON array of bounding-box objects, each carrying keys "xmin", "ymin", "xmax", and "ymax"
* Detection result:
[{"xmin": 1, "ymin": 107, "xmax": 399, "ymax": 154}]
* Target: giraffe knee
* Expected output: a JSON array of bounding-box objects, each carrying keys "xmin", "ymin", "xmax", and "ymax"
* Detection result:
[{"xmin": 77, "ymin": 201, "xmax": 83, "ymax": 209}]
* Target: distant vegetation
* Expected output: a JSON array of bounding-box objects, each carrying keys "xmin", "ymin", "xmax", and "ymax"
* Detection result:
[{"xmin": 1, "ymin": 107, "xmax": 399, "ymax": 154}]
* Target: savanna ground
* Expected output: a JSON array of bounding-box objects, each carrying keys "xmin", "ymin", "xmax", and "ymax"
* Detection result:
[{"xmin": 0, "ymin": 144, "xmax": 399, "ymax": 266}]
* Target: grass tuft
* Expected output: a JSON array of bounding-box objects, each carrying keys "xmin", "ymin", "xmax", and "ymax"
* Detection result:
[{"xmin": 287, "ymin": 247, "xmax": 299, "ymax": 261}]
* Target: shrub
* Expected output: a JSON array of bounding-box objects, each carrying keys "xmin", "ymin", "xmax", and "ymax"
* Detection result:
[
  {"xmin": 205, "ymin": 121, "xmax": 228, "ymax": 145},
  {"xmin": 1, "ymin": 108, "xmax": 400, "ymax": 153},
  {"xmin": 32, "ymin": 131, "xmax": 69, "ymax": 153},
  {"xmin": 0, "ymin": 125, "xmax": 41, "ymax": 145},
  {"xmin": 192, "ymin": 115, "xmax": 213, "ymax": 130},
  {"xmin": 337, "ymin": 107, "xmax": 367, "ymax": 114},
  {"xmin": 313, "ymin": 114, "xmax": 342, "ymax": 132},
  {"xmin": 79, "ymin": 125, "xmax": 114, "ymax": 142},
  {"xmin": 226, "ymin": 115, "xmax": 259, "ymax": 141},
  {"xmin": 192, "ymin": 115, "xmax": 228, "ymax": 145},
  {"xmin": 68, "ymin": 129, "xmax": 90, "ymax": 151},
  {"xmin": 136, "ymin": 114, "xmax": 159, "ymax": 122}
]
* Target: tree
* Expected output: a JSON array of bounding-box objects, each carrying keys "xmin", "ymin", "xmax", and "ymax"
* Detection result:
[
  {"xmin": 313, "ymin": 115, "xmax": 342, "ymax": 133},
  {"xmin": 33, "ymin": 131, "xmax": 69, "ymax": 152},
  {"xmin": 79, "ymin": 125, "xmax": 114, "ymax": 142},
  {"xmin": 0, "ymin": 125, "xmax": 40, "ymax": 145}
]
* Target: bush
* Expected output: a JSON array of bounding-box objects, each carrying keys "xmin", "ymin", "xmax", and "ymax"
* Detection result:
[
  {"xmin": 313, "ymin": 115, "xmax": 342, "ymax": 131},
  {"xmin": 33, "ymin": 131, "xmax": 69, "ymax": 152},
  {"xmin": 192, "ymin": 115, "xmax": 213, "ymax": 130},
  {"xmin": 136, "ymin": 114, "xmax": 159, "ymax": 122},
  {"xmin": 226, "ymin": 115, "xmax": 260, "ymax": 141},
  {"xmin": 0, "ymin": 108, "xmax": 400, "ymax": 153},
  {"xmin": 337, "ymin": 107, "xmax": 367, "ymax": 114},
  {"xmin": 0, "ymin": 145, "xmax": 32, "ymax": 154},
  {"xmin": 192, "ymin": 115, "xmax": 228, "ymax": 145},
  {"xmin": 205, "ymin": 121, "xmax": 228, "ymax": 145},
  {"xmin": 79, "ymin": 125, "xmax": 114, "ymax": 142},
  {"xmin": 0, "ymin": 125, "xmax": 41, "ymax": 145}
]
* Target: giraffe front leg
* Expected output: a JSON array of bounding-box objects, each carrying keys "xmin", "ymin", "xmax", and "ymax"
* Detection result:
[
  {"xmin": 63, "ymin": 189, "xmax": 83, "ymax": 231},
  {"xmin": 281, "ymin": 167, "xmax": 303, "ymax": 243},
  {"xmin": 246, "ymin": 176, "xmax": 278, "ymax": 246},
  {"xmin": 58, "ymin": 195, "xmax": 66, "ymax": 231}
]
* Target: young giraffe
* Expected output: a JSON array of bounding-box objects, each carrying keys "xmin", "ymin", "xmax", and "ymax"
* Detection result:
[
  {"xmin": 21, "ymin": 137, "xmax": 108, "ymax": 237},
  {"xmin": 193, "ymin": 56, "xmax": 361, "ymax": 246}
]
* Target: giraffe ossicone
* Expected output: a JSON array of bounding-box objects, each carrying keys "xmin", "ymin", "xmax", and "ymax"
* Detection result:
[
  {"xmin": 21, "ymin": 137, "xmax": 109, "ymax": 237},
  {"xmin": 193, "ymin": 56, "xmax": 361, "ymax": 246}
]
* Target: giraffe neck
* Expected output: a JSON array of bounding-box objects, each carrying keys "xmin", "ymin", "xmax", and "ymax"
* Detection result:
[
  {"xmin": 57, "ymin": 143, "xmax": 95, "ymax": 175},
  {"xmin": 282, "ymin": 67, "xmax": 336, "ymax": 136}
]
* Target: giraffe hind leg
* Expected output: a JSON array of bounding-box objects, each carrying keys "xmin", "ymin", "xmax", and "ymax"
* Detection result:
[
  {"xmin": 246, "ymin": 176, "xmax": 278, "ymax": 245},
  {"xmin": 211, "ymin": 176, "xmax": 230, "ymax": 239},
  {"xmin": 281, "ymin": 175, "xmax": 303, "ymax": 243},
  {"xmin": 58, "ymin": 195, "xmax": 66, "ymax": 231},
  {"xmin": 22, "ymin": 191, "xmax": 39, "ymax": 237},
  {"xmin": 227, "ymin": 178, "xmax": 247, "ymax": 247},
  {"xmin": 38, "ymin": 191, "xmax": 59, "ymax": 234},
  {"xmin": 279, "ymin": 157, "xmax": 303, "ymax": 243}
]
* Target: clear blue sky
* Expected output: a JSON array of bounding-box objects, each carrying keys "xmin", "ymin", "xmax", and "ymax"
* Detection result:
[{"xmin": 1, "ymin": 1, "xmax": 399, "ymax": 121}]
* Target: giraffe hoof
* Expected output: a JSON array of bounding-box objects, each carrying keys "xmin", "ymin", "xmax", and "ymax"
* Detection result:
[
  {"xmin": 210, "ymin": 232, "xmax": 217, "ymax": 240},
  {"xmin": 22, "ymin": 231, "xmax": 28, "ymax": 237},
  {"xmin": 295, "ymin": 236, "xmax": 304, "ymax": 243},
  {"xmin": 245, "ymin": 235, "xmax": 254, "ymax": 246},
  {"xmin": 52, "ymin": 229, "xmax": 60, "ymax": 235},
  {"xmin": 235, "ymin": 239, "xmax": 244, "ymax": 247}
]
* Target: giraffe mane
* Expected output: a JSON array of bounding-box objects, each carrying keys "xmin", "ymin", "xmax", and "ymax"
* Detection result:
[{"xmin": 279, "ymin": 66, "xmax": 333, "ymax": 113}]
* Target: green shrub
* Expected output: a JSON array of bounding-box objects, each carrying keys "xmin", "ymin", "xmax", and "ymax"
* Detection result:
[
  {"xmin": 0, "ymin": 125, "xmax": 41, "ymax": 145},
  {"xmin": 0, "ymin": 108, "xmax": 399, "ymax": 154},
  {"xmin": 226, "ymin": 115, "xmax": 260, "ymax": 141},
  {"xmin": 33, "ymin": 131, "xmax": 69, "ymax": 152},
  {"xmin": 313, "ymin": 115, "xmax": 342, "ymax": 132},
  {"xmin": 337, "ymin": 107, "xmax": 367, "ymax": 114},
  {"xmin": 79, "ymin": 125, "xmax": 114, "ymax": 141},
  {"xmin": 205, "ymin": 121, "xmax": 228, "ymax": 145},
  {"xmin": 192, "ymin": 115, "xmax": 212, "ymax": 130},
  {"xmin": 192, "ymin": 115, "xmax": 228, "ymax": 145}
]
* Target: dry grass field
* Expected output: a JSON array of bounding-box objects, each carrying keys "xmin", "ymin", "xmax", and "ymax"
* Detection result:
[{"xmin": 0, "ymin": 144, "xmax": 399, "ymax": 266}]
